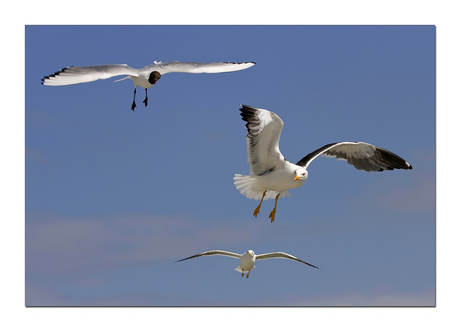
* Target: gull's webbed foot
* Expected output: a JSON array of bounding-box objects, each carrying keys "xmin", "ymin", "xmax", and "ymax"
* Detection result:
[
  {"xmin": 269, "ymin": 208, "xmax": 277, "ymax": 223},
  {"xmin": 241, "ymin": 272, "xmax": 244, "ymax": 277},
  {"xmin": 246, "ymin": 273, "xmax": 250, "ymax": 278},
  {"xmin": 253, "ymin": 205, "xmax": 261, "ymax": 218},
  {"xmin": 269, "ymin": 194, "xmax": 280, "ymax": 223}
]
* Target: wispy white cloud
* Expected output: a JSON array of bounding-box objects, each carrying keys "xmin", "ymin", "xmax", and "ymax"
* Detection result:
[
  {"xmin": 26, "ymin": 211, "xmax": 262, "ymax": 278},
  {"xmin": 25, "ymin": 281, "xmax": 215, "ymax": 306},
  {"xmin": 346, "ymin": 171, "xmax": 435, "ymax": 213},
  {"xmin": 26, "ymin": 280, "xmax": 435, "ymax": 307},
  {"xmin": 288, "ymin": 287, "xmax": 435, "ymax": 306},
  {"xmin": 25, "ymin": 210, "xmax": 332, "ymax": 306},
  {"xmin": 343, "ymin": 146, "xmax": 435, "ymax": 216},
  {"xmin": 26, "ymin": 211, "xmax": 262, "ymax": 305}
]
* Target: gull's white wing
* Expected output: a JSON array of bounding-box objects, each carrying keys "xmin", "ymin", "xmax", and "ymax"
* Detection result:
[
  {"xmin": 144, "ymin": 61, "xmax": 255, "ymax": 75},
  {"xmin": 176, "ymin": 250, "xmax": 241, "ymax": 262},
  {"xmin": 255, "ymin": 252, "xmax": 319, "ymax": 269},
  {"xmin": 296, "ymin": 142, "xmax": 413, "ymax": 172},
  {"xmin": 239, "ymin": 105, "xmax": 286, "ymax": 176},
  {"xmin": 41, "ymin": 64, "xmax": 139, "ymax": 86}
]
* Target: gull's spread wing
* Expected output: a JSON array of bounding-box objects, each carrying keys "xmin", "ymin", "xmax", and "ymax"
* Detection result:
[
  {"xmin": 177, "ymin": 250, "xmax": 241, "ymax": 262},
  {"xmin": 256, "ymin": 252, "xmax": 319, "ymax": 269},
  {"xmin": 144, "ymin": 61, "xmax": 255, "ymax": 75},
  {"xmin": 240, "ymin": 105, "xmax": 286, "ymax": 176},
  {"xmin": 296, "ymin": 142, "xmax": 413, "ymax": 172},
  {"xmin": 41, "ymin": 64, "xmax": 139, "ymax": 86}
]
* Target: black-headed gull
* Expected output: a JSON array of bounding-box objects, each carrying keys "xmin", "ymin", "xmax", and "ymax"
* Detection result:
[
  {"xmin": 234, "ymin": 105, "xmax": 413, "ymax": 222},
  {"xmin": 42, "ymin": 61, "xmax": 255, "ymax": 111},
  {"xmin": 177, "ymin": 249, "xmax": 319, "ymax": 278}
]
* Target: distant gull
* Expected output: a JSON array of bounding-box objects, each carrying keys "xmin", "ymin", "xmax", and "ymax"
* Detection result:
[
  {"xmin": 177, "ymin": 249, "xmax": 319, "ymax": 278},
  {"xmin": 234, "ymin": 105, "xmax": 413, "ymax": 222},
  {"xmin": 42, "ymin": 61, "xmax": 255, "ymax": 111}
]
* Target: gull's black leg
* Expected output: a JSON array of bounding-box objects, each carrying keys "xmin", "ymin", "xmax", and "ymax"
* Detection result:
[
  {"xmin": 131, "ymin": 87, "xmax": 137, "ymax": 111},
  {"xmin": 143, "ymin": 88, "xmax": 148, "ymax": 107}
]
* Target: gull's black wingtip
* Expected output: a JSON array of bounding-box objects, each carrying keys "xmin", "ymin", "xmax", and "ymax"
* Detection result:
[
  {"xmin": 225, "ymin": 61, "xmax": 255, "ymax": 66},
  {"xmin": 41, "ymin": 66, "xmax": 74, "ymax": 84},
  {"xmin": 176, "ymin": 255, "xmax": 195, "ymax": 263},
  {"xmin": 239, "ymin": 105, "xmax": 259, "ymax": 125},
  {"xmin": 239, "ymin": 104, "xmax": 257, "ymax": 112}
]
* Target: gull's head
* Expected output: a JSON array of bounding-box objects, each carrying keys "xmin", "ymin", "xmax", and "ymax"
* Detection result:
[
  {"xmin": 294, "ymin": 168, "xmax": 308, "ymax": 183},
  {"xmin": 148, "ymin": 71, "xmax": 161, "ymax": 85},
  {"xmin": 243, "ymin": 250, "xmax": 255, "ymax": 258}
]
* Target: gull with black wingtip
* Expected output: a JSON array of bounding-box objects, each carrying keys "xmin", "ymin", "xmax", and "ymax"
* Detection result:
[
  {"xmin": 42, "ymin": 61, "xmax": 255, "ymax": 111},
  {"xmin": 177, "ymin": 249, "xmax": 319, "ymax": 278},
  {"xmin": 234, "ymin": 105, "xmax": 413, "ymax": 222}
]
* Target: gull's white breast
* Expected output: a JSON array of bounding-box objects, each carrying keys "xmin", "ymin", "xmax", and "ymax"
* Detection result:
[
  {"xmin": 259, "ymin": 164, "xmax": 307, "ymax": 193},
  {"xmin": 239, "ymin": 253, "xmax": 256, "ymax": 271}
]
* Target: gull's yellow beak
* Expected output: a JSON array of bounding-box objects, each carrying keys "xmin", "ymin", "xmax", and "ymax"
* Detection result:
[{"xmin": 294, "ymin": 175, "xmax": 300, "ymax": 181}]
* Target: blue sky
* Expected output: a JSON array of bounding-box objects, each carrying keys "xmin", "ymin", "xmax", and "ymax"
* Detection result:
[
  {"xmin": 24, "ymin": 25, "xmax": 435, "ymax": 307},
  {"xmin": 22, "ymin": 25, "xmax": 437, "ymax": 310},
  {"xmin": 4, "ymin": 0, "xmax": 460, "ymax": 329}
]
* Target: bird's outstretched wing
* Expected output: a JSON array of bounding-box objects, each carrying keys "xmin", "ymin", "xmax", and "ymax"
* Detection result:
[
  {"xmin": 239, "ymin": 105, "xmax": 287, "ymax": 176},
  {"xmin": 41, "ymin": 64, "xmax": 139, "ymax": 86},
  {"xmin": 176, "ymin": 250, "xmax": 241, "ymax": 262},
  {"xmin": 296, "ymin": 142, "xmax": 413, "ymax": 172},
  {"xmin": 144, "ymin": 61, "xmax": 255, "ymax": 75},
  {"xmin": 256, "ymin": 252, "xmax": 319, "ymax": 269}
]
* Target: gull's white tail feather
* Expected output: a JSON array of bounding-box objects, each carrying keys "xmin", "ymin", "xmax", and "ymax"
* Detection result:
[
  {"xmin": 233, "ymin": 174, "xmax": 290, "ymax": 200},
  {"xmin": 235, "ymin": 265, "xmax": 255, "ymax": 273}
]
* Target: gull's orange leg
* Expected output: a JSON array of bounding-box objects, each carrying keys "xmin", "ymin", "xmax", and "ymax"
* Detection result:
[
  {"xmin": 269, "ymin": 193, "xmax": 280, "ymax": 223},
  {"xmin": 253, "ymin": 191, "xmax": 267, "ymax": 218}
]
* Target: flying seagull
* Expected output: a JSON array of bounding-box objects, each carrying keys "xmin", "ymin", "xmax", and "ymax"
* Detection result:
[
  {"xmin": 234, "ymin": 105, "xmax": 413, "ymax": 222},
  {"xmin": 41, "ymin": 61, "xmax": 255, "ymax": 111},
  {"xmin": 177, "ymin": 249, "xmax": 319, "ymax": 278}
]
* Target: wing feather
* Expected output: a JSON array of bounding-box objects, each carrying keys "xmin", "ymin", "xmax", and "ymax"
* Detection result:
[
  {"xmin": 255, "ymin": 252, "xmax": 319, "ymax": 269},
  {"xmin": 41, "ymin": 64, "xmax": 139, "ymax": 86},
  {"xmin": 176, "ymin": 250, "xmax": 241, "ymax": 262},
  {"xmin": 144, "ymin": 61, "xmax": 255, "ymax": 75},
  {"xmin": 296, "ymin": 142, "xmax": 413, "ymax": 172},
  {"xmin": 239, "ymin": 105, "xmax": 286, "ymax": 176}
]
